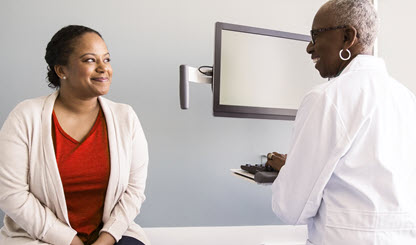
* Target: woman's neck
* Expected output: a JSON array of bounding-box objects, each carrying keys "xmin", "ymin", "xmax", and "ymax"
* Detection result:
[{"xmin": 55, "ymin": 89, "xmax": 99, "ymax": 115}]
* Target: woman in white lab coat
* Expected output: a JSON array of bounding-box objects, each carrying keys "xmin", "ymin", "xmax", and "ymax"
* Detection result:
[{"xmin": 267, "ymin": 0, "xmax": 416, "ymax": 244}]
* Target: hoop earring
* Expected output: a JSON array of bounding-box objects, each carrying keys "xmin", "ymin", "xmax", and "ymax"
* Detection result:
[{"xmin": 339, "ymin": 49, "xmax": 351, "ymax": 61}]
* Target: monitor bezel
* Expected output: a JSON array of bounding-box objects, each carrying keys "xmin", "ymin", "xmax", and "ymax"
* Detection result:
[{"xmin": 213, "ymin": 22, "xmax": 312, "ymax": 120}]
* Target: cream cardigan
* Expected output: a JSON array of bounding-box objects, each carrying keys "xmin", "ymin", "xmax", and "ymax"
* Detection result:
[{"xmin": 0, "ymin": 91, "xmax": 150, "ymax": 245}]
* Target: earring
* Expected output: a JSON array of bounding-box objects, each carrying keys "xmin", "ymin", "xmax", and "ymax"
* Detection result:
[
  {"xmin": 339, "ymin": 49, "xmax": 351, "ymax": 61},
  {"xmin": 62, "ymin": 76, "xmax": 66, "ymax": 80}
]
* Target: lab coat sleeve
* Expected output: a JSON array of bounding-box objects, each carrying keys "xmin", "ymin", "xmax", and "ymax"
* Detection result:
[
  {"xmin": 101, "ymin": 107, "xmax": 149, "ymax": 241},
  {"xmin": 0, "ymin": 110, "xmax": 77, "ymax": 245},
  {"xmin": 271, "ymin": 90, "xmax": 352, "ymax": 225}
]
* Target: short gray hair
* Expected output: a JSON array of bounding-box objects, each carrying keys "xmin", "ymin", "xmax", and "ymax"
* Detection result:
[{"xmin": 325, "ymin": 0, "xmax": 378, "ymax": 53}]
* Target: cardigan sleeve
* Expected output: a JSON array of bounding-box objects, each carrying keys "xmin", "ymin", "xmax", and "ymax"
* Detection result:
[
  {"xmin": 0, "ymin": 109, "xmax": 77, "ymax": 245},
  {"xmin": 100, "ymin": 106, "xmax": 149, "ymax": 241}
]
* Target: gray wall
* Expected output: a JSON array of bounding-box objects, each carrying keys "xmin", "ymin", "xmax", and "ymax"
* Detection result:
[
  {"xmin": 377, "ymin": 1, "xmax": 416, "ymax": 94},
  {"xmin": 3, "ymin": 0, "xmax": 414, "ymax": 231},
  {"xmin": 10, "ymin": 0, "xmax": 411, "ymax": 229}
]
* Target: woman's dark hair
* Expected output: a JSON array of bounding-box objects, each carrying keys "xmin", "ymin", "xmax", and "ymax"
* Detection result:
[{"xmin": 44, "ymin": 25, "xmax": 102, "ymax": 89}]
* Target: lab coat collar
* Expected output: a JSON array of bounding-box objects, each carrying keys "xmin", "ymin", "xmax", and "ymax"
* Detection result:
[{"xmin": 330, "ymin": 55, "xmax": 387, "ymax": 81}]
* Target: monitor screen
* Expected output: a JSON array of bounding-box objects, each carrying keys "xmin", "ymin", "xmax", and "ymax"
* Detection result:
[{"xmin": 213, "ymin": 22, "xmax": 325, "ymax": 120}]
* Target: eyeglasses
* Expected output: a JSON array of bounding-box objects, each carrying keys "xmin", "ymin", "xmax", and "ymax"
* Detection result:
[{"xmin": 310, "ymin": 25, "xmax": 346, "ymax": 44}]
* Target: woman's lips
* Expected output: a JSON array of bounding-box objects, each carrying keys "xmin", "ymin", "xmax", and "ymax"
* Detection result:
[
  {"xmin": 91, "ymin": 77, "xmax": 109, "ymax": 82},
  {"xmin": 312, "ymin": 57, "xmax": 320, "ymax": 69}
]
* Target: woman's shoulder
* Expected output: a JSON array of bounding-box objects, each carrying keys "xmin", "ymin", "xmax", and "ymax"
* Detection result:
[
  {"xmin": 301, "ymin": 81, "xmax": 332, "ymax": 105},
  {"xmin": 1, "ymin": 94, "xmax": 55, "ymax": 134},
  {"xmin": 98, "ymin": 97, "xmax": 141, "ymax": 126},
  {"xmin": 99, "ymin": 96, "xmax": 135, "ymax": 115},
  {"xmin": 9, "ymin": 94, "xmax": 52, "ymax": 119}
]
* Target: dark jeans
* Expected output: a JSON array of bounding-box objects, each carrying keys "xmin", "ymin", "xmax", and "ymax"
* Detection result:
[{"xmin": 115, "ymin": 236, "xmax": 145, "ymax": 245}]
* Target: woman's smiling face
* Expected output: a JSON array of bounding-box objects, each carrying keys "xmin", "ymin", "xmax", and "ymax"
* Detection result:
[
  {"xmin": 306, "ymin": 6, "xmax": 347, "ymax": 78},
  {"xmin": 59, "ymin": 32, "xmax": 112, "ymax": 99}
]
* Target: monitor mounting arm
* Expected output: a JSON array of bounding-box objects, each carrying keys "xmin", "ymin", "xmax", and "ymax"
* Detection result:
[{"xmin": 179, "ymin": 64, "xmax": 213, "ymax": 109}]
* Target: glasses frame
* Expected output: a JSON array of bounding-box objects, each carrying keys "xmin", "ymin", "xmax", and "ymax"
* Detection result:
[{"xmin": 310, "ymin": 25, "xmax": 346, "ymax": 44}]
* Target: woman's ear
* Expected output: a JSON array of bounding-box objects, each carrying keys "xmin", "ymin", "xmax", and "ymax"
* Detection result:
[
  {"xmin": 343, "ymin": 24, "xmax": 358, "ymax": 49},
  {"xmin": 54, "ymin": 65, "xmax": 66, "ymax": 80}
]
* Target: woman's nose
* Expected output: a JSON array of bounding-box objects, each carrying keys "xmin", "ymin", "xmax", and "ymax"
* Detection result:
[
  {"xmin": 306, "ymin": 41, "xmax": 314, "ymax": 54},
  {"xmin": 96, "ymin": 62, "xmax": 108, "ymax": 73}
]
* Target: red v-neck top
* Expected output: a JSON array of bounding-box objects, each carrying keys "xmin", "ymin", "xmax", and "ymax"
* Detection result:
[{"xmin": 52, "ymin": 108, "xmax": 110, "ymax": 243}]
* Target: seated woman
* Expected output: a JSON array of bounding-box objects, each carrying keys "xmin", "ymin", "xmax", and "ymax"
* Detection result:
[{"xmin": 0, "ymin": 25, "xmax": 150, "ymax": 245}]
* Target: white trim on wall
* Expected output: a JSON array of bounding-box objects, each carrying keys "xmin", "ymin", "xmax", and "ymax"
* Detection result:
[{"xmin": 373, "ymin": 0, "xmax": 378, "ymax": 57}]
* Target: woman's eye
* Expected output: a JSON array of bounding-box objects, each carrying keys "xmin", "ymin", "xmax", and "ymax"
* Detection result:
[
  {"xmin": 85, "ymin": 58, "xmax": 95, "ymax": 63},
  {"xmin": 104, "ymin": 58, "xmax": 111, "ymax": 63}
]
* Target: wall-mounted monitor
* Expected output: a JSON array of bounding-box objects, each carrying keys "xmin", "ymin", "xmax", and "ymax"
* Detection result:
[{"xmin": 213, "ymin": 22, "xmax": 324, "ymax": 120}]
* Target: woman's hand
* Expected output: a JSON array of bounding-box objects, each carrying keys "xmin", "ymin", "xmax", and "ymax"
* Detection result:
[
  {"xmin": 91, "ymin": 232, "xmax": 116, "ymax": 245},
  {"xmin": 266, "ymin": 152, "xmax": 287, "ymax": 171},
  {"xmin": 70, "ymin": 235, "xmax": 84, "ymax": 245}
]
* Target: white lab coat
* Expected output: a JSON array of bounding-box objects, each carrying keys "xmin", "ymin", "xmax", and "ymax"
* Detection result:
[{"xmin": 271, "ymin": 55, "xmax": 416, "ymax": 245}]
